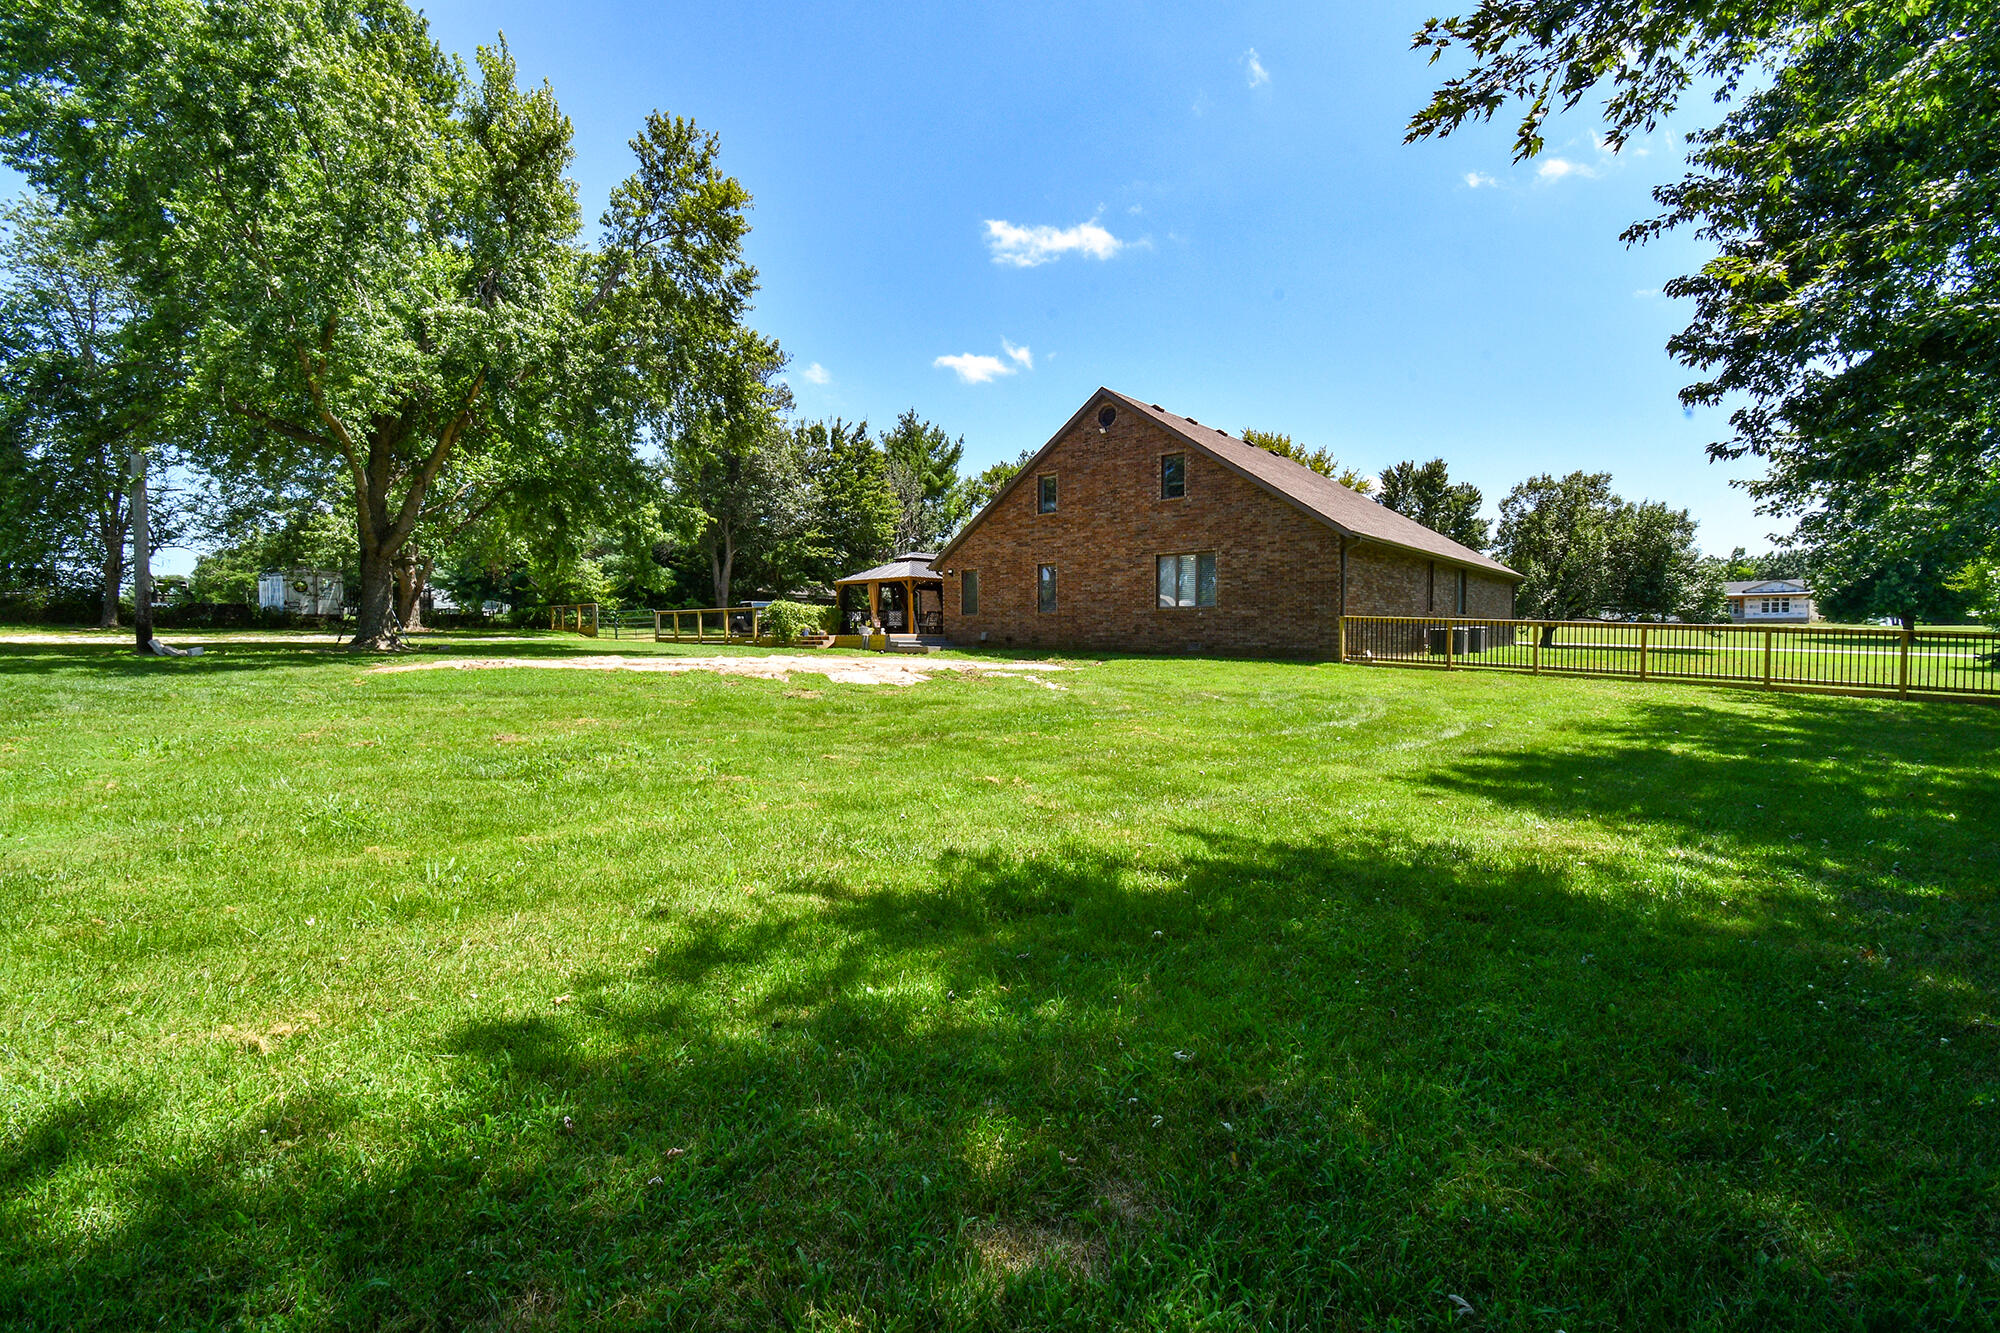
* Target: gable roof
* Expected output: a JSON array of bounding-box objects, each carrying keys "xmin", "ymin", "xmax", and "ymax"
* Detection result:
[
  {"xmin": 834, "ymin": 552, "xmax": 940, "ymax": 584},
  {"xmin": 1725, "ymin": 579, "xmax": 1811, "ymax": 596},
  {"xmin": 938, "ymin": 388, "xmax": 1520, "ymax": 579}
]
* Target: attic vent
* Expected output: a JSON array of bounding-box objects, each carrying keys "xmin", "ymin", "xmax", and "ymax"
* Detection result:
[
  {"xmin": 1097, "ymin": 405, "xmax": 1117, "ymax": 429},
  {"xmin": 1151, "ymin": 403, "xmax": 1163, "ymax": 410}
]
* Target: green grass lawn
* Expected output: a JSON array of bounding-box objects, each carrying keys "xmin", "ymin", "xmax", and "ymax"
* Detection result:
[
  {"xmin": 1348, "ymin": 620, "xmax": 2000, "ymax": 698},
  {"xmin": 2, "ymin": 632, "xmax": 1995, "ymax": 1331}
]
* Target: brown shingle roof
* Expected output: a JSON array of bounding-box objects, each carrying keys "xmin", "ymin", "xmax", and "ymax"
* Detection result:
[{"xmin": 939, "ymin": 388, "xmax": 1521, "ymax": 579}]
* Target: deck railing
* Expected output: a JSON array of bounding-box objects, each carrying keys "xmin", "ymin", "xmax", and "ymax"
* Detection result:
[
  {"xmin": 549, "ymin": 603, "xmax": 598, "ymax": 637},
  {"xmin": 654, "ymin": 606, "xmax": 762, "ymax": 644},
  {"xmin": 1338, "ymin": 616, "xmax": 2000, "ymax": 703}
]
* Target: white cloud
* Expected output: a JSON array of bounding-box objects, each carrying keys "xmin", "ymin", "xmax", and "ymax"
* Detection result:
[
  {"xmin": 800, "ymin": 361, "xmax": 830, "ymax": 385},
  {"xmin": 1537, "ymin": 157, "xmax": 1599, "ymax": 182},
  {"xmin": 934, "ymin": 353, "xmax": 1013, "ymax": 384},
  {"xmin": 983, "ymin": 216, "xmax": 1126, "ymax": 267},
  {"xmin": 1464, "ymin": 171, "xmax": 1497, "ymax": 189},
  {"xmin": 935, "ymin": 339, "xmax": 1036, "ymax": 384},
  {"xmin": 1242, "ymin": 48, "xmax": 1270, "ymax": 88},
  {"xmin": 1633, "ymin": 288, "xmax": 1659, "ymax": 299}
]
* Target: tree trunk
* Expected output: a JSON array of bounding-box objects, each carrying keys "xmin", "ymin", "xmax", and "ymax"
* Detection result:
[
  {"xmin": 130, "ymin": 448, "xmax": 152, "ymax": 652},
  {"xmin": 394, "ymin": 550, "xmax": 432, "ymax": 631},
  {"xmin": 1539, "ymin": 621, "xmax": 1558, "ymax": 648},
  {"xmin": 709, "ymin": 524, "xmax": 733, "ymax": 609},
  {"xmin": 350, "ymin": 550, "xmax": 400, "ymax": 650},
  {"xmin": 99, "ymin": 547, "xmax": 123, "ymax": 629}
]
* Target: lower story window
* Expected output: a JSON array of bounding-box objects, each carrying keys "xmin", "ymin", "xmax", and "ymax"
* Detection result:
[
  {"xmin": 1157, "ymin": 552, "xmax": 1216, "ymax": 608},
  {"xmin": 961, "ymin": 570, "xmax": 979, "ymax": 616},
  {"xmin": 1037, "ymin": 564, "xmax": 1057, "ymax": 613}
]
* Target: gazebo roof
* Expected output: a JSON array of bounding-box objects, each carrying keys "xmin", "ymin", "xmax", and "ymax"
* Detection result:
[{"xmin": 833, "ymin": 552, "xmax": 939, "ymax": 585}]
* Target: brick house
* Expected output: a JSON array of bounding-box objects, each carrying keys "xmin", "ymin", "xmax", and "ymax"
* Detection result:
[{"xmin": 932, "ymin": 389, "xmax": 1520, "ymax": 656}]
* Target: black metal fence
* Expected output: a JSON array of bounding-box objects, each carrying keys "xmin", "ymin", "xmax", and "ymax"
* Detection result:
[{"xmin": 1340, "ymin": 616, "xmax": 2000, "ymax": 703}]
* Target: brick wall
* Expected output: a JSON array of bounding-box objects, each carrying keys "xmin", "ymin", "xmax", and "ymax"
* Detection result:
[
  {"xmin": 1346, "ymin": 544, "xmax": 1514, "ymax": 618},
  {"xmin": 939, "ymin": 406, "xmax": 1516, "ymax": 656}
]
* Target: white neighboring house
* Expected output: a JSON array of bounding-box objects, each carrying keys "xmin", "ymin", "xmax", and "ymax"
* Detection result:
[
  {"xmin": 257, "ymin": 568, "xmax": 346, "ymax": 616},
  {"xmin": 1726, "ymin": 578, "xmax": 1814, "ymax": 624}
]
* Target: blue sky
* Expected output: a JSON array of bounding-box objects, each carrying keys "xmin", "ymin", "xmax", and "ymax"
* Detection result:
[{"xmin": 198, "ymin": 1, "xmax": 1788, "ymax": 570}]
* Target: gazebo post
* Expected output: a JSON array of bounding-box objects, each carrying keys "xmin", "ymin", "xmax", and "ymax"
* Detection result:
[
  {"xmin": 905, "ymin": 579, "xmax": 915, "ymax": 635},
  {"xmin": 868, "ymin": 582, "xmax": 880, "ymax": 637}
]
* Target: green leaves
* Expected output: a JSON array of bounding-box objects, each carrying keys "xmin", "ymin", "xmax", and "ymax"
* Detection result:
[
  {"xmin": 1498, "ymin": 471, "xmax": 1716, "ymax": 621},
  {"xmin": 1378, "ymin": 458, "xmax": 1488, "ymax": 551}
]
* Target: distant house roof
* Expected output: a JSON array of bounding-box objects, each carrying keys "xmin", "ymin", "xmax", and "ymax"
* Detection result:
[
  {"xmin": 833, "ymin": 552, "xmax": 940, "ymax": 584},
  {"xmin": 937, "ymin": 388, "xmax": 1520, "ymax": 579},
  {"xmin": 1726, "ymin": 579, "xmax": 1811, "ymax": 596}
]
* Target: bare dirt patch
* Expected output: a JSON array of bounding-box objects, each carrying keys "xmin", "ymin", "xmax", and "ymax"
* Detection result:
[{"xmin": 366, "ymin": 654, "xmax": 1076, "ymax": 688}]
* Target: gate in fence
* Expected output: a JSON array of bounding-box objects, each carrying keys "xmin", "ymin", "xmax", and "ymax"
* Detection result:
[
  {"xmin": 1338, "ymin": 616, "xmax": 2000, "ymax": 704},
  {"xmin": 550, "ymin": 604, "xmax": 598, "ymax": 637}
]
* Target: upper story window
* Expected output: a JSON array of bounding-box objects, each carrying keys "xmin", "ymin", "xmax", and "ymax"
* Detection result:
[
  {"xmin": 1157, "ymin": 553, "xmax": 1216, "ymax": 608},
  {"xmin": 961, "ymin": 570, "xmax": 979, "ymax": 616},
  {"xmin": 1037, "ymin": 474, "xmax": 1058, "ymax": 513},
  {"xmin": 1038, "ymin": 564, "xmax": 1058, "ymax": 613},
  {"xmin": 1160, "ymin": 453, "xmax": 1186, "ymax": 499},
  {"xmin": 1456, "ymin": 569, "xmax": 1468, "ymax": 615}
]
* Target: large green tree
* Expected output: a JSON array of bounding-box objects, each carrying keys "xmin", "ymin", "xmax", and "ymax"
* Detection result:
[
  {"xmin": 798, "ymin": 418, "xmax": 898, "ymax": 588},
  {"xmin": 1497, "ymin": 471, "xmax": 1618, "ymax": 637},
  {"xmin": 1377, "ymin": 458, "xmax": 1488, "ymax": 550},
  {"xmin": 879, "ymin": 410, "xmax": 966, "ymax": 553},
  {"xmin": 0, "ymin": 194, "xmax": 174, "ymax": 626},
  {"xmin": 1409, "ymin": 0, "xmax": 1999, "ymax": 623},
  {"xmin": 1796, "ymin": 473, "xmax": 1992, "ymax": 627},
  {"xmin": 1607, "ymin": 499, "xmax": 1720, "ymax": 622},
  {"xmin": 1, "ymin": 2, "xmax": 761, "ymax": 648}
]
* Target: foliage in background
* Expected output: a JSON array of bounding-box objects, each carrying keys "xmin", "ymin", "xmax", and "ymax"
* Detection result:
[
  {"xmin": 880, "ymin": 409, "xmax": 966, "ymax": 553},
  {"xmin": 1241, "ymin": 428, "xmax": 1373, "ymax": 493},
  {"xmin": 797, "ymin": 418, "xmax": 898, "ymax": 589},
  {"xmin": 0, "ymin": 194, "xmax": 180, "ymax": 625},
  {"xmin": 1499, "ymin": 471, "xmax": 1717, "ymax": 627},
  {"xmin": 1376, "ymin": 457, "xmax": 1488, "ymax": 550},
  {"xmin": 1799, "ymin": 475, "xmax": 1987, "ymax": 628},
  {"xmin": 1608, "ymin": 500, "xmax": 1723, "ymax": 624}
]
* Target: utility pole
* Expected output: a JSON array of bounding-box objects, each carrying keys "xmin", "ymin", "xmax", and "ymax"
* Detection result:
[{"xmin": 130, "ymin": 445, "xmax": 152, "ymax": 653}]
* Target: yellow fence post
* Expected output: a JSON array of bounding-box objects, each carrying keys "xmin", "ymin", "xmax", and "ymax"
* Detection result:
[
  {"xmin": 1336, "ymin": 616, "xmax": 1346, "ymax": 663},
  {"xmin": 1532, "ymin": 623, "xmax": 1541, "ymax": 674},
  {"xmin": 751, "ymin": 607, "xmax": 761, "ymax": 643},
  {"xmin": 1763, "ymin": 629, "xmax": 1774, "ymax": 687},
  {"xmin": 1639, "ymin": 624, "xmax": 1650, "ymax": 681},
  {"xmin": 1444, "ymin": 618, "xmax": 1455, "ymax": 670},
  {"xmin": 1899, "ymin": 626, "xmax": 1912, "ymax": 699}
]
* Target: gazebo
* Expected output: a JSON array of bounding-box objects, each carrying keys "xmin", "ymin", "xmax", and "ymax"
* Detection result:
[{"xmin": 832, "ymin": 552, "xmax": 944, "ymax": 637}]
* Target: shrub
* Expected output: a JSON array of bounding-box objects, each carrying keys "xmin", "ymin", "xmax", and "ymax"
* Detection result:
[{"xmin": 760, "ymin": 601, "xmax": 829, "ymax": 645}]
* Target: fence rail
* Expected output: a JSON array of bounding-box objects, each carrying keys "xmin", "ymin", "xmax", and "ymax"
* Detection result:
[
  {"xmin": 654, "ymin": 606, "xmax": 762, "ymax": 644},
  {"xmin": 549, "ymin": 603, "xmax": 598, "ymax": 637},
  {"xmin": 1339, "ymin": 616, "xmax": 2000, "ymax": 703}
]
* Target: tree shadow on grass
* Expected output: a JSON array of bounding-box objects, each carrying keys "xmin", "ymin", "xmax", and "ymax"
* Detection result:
[{"xmin": 3, "ymin": 806, "xmax": 1994, "ymax": 1329}]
